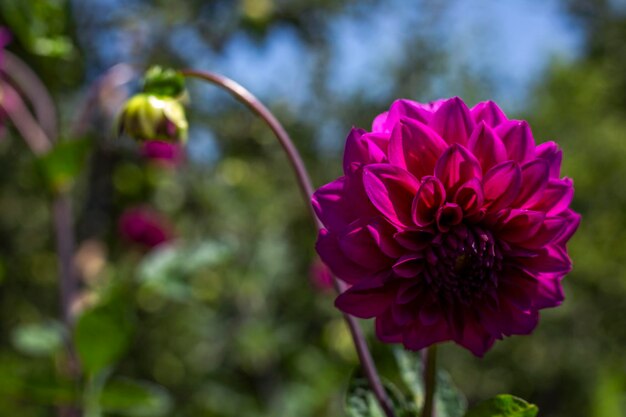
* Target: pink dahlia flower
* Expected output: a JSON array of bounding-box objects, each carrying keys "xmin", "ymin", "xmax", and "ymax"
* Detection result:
[
  {"xmin": 313, "ymin": 97, "xmax": 580, "ymax": 356},
  {"xmin": 118, "ymin": 207, "xmax": 174, "ymax": 249}
]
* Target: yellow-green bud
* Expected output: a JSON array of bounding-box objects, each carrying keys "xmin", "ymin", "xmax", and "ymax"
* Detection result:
[{"xmin": 117, "ymin": 93, "xmax": 188, "ymax": 143}]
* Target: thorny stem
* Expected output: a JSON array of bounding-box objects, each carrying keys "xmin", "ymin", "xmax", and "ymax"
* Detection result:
[
  {"xmin": 421, "ymin": 345, "xmax": 438, "ymax": 417},
  {"xmin": 180, "ymin": 69, "xmax": 397, "ymax": 417}
]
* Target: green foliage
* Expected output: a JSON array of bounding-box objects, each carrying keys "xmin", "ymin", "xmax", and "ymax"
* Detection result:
[
  {"xmin": 345, "ymin": 375, "xmax": 418, "ymax": 417},
  {"xmin": 142, "ymin": 66, "xmax": 187, "ymax": 98},
  {"xmin": 11, "ymin": 321, "xmax": 64, "ymax": 357},
  {"xmin": 100, "ymin": 378, "xmax": 172, "ymax": 417},
  {"xmin": 464, "ymin": 395, "xmax": 538, "ymax": 417},
  {"xmin": 37, "ymin": 139, "xmax": 91, "ymax": 194},
  {"xmin": 74, "ymin": 296, "xmax": 135, "ymax": 376}
]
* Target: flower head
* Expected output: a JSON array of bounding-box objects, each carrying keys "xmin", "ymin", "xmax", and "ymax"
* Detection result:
[
  {"xmin": 117, "ymin": 93, "xmax": 188, "ymax": 143},
  {"xmin": 118, "ymin": 207, "xmax": 174, "ymax": 249},
  {"xmin": 313, "ymin": 97, "xmax": 580, "ymax": 356}
]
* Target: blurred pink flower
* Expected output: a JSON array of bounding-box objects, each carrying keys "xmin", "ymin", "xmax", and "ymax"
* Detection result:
[
  {"xmin": 0, "ymin": 27, "xmax": 11, "ymax": 134},
  {"xmin": 313, "ymin": 97, "xmax": 580, "ymax": 356},
  {"xmin": 141, "ymin": 140, "xmax": 183, "ymax": 167},
  {"xmin": 310, "ymin": 258, "xmax": 334, "ymax": 291},
  {"xmin": 118, "ymin": 207, "xmax": 174, "ymax": 249}
]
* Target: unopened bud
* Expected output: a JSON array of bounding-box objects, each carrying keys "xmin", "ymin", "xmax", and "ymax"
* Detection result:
[{"xmin": 117, "ymin": 93, "xmax": 188, "ymax": 143}]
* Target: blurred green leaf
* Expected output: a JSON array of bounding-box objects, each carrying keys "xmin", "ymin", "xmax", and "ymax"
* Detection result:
[
  {"xmin": 138, "ymin": 241, "xmax": 231, "ymax": 301},
  {"xmin": 100, "ymin": 378, "xmax": 172, "ymax": 417},
  {"xmin": 74, "ymin": 301, "xmax": 134, "ymax": 376},
  {"xmin": 345, "ymin": 374, "xmax": 419, "ymax": 417},
  {"xmin": 394, "ymin": 349, "xmax": 466, "ymax": 417},
  {"xmin": 37, "ymin": 138, "xmax": 91, "ymax": 193},
  {"xmin": 11, "ymin": 321, "xmax": 64, "ymax": 357},
  {"xmin": 0, "ymin": 0, "xmax": 75, "ymax": 58},
  {"xmin": 464, "ymin": 395, "xmax": 538, "ymax": 417}
]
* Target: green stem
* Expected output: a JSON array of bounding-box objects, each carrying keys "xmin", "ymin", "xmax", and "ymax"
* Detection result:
[{"xmin": 422, "ymin": 345, "xmax": 437, "ymax": 417}]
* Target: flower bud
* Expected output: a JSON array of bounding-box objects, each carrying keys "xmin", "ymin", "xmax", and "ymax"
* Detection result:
[
  {"xmin": 142, "ymin": 66, "xmax": 186, "ymax": 98},
  {"xmin": 117, "ymin": 93, "xmax": 188, "ymax": 143}
]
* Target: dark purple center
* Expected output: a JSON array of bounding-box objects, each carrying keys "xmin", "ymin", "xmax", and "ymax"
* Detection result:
[{"xmin": 422, "ymin": 225, "xmax": 502, "ymax": 303}]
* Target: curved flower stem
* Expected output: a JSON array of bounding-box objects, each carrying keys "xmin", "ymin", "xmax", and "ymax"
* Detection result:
[
  {"xmin": 1, "ymin": 63, "xmax": 81, "ymax": 416},
  {"xmin": 180, "ymin": 69, "xmax": 396, "ymax": 417},
  {"xmin": 421, "ymin": 345, "xmax": 438, "ymax": 417}
]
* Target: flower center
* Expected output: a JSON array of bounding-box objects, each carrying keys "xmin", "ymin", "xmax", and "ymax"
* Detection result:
[{"xmin": 422, "ymin": 225, "xmax": 502, "ymax": 304}]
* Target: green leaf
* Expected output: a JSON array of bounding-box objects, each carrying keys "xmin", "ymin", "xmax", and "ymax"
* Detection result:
[
  {"xmin": 345, "ymin": 374, "xmax": 419, "ymax": 417},
  {"xmin": 464, "ymin": 395, "xmax": 538, "ymax": 417},
  {"xmin": 74, "ymin": 301, "xmax": 134, "ymax": 376},
  {"xmin": 11, "ymin": 321, "xmax": 64, "ymax": 357},
  {"xmin": 394, "ymin": 349, "xmax": 467, "ymax": 417},
  {"xmin": 100, "ymin": 378, "xmax": 172, "ymax": 417},
  {"xmin": 37, "ymin": 139, "xmax": 91, "ymax": 193}
]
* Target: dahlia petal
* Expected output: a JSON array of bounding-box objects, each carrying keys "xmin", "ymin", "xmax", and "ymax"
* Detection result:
[
  {"xmin": 436, "ymin": 203, "xmax": 463, "ymax": 232},
  {"xmin": 419, "ymin": 301, "xmax": 442, "ymax": 326},
  {"xmin": 343, "ymin": 128, "xmax": 386, "ymax": 175},
  {"xmin": 435, "ymin": 144, "xmax": 482, "ymax": 196},
  {"xmin": 471, "ymin": 100, "xmax": 508, "ymax": 127},
  {"xmin": 364, "ymin": 132, "xmax": 391, "ymax": 154},
  {"xmin": 431, "ymin": 97, "xmax": 475, "ymax": 145},
  {"xmin": 555, "ymin": 210, "xmax": 581, "ymax": 244},
  {"xmin": 516, "ymin": 217, "xmax": 568, "ymax": 249},
  {"xmin": 339, "ymin": 221, "xmax": 392, "ymax": 271},
  {"xmin": 454, "ymin": 178, "xmax": 484, "ymax": 217},
  {"xmin": 411, "ymin": 176, "xmax": 446, "ymax": 227},
  {"xmin": 483, "ymin": 161, "xmax": 522, "ymax": 213},
  {"xmin": 372, "ymin": 111, "xmax": 389, "ymax": 132},
  {"xmin": 499, "ymin": 301, "xmax": 539, "ymax": 336},
  {"xmin": 536, "ymin": 141, "xmax": 563, "ymax": 178},
  {"xmin": 403, "ymin": 319, "xmax": 451, "ymax": 351},
  {"xmin": 386, "ymin": 99, "xmax": 433, "ymax": 126},
  {"xmin": 396, "ymin": 281, "xmax": 423, "ymax": 304},
  {"xmin": 393, "ymin": 254, "xmax": 425, "ymax": 278},
  {"xmin": 517, "ymin": 245, "xmax": 572, "ymax": 275},
  {"xmin": 454, "ymin": 315, "xmax": 496, "ymax": 357},
  {"xmin": 363, "ymin": 164, "xmax": 420, "ymax": 228},
  {"xmin": 394, "ymin": 229, "xmax": 435, "ymax": 251},
  {"xmin": 392, "ymin": 302, "xmax": 419, "ymax": 326},
  {"xmin": 495, "ymin": 120, "xmax": 535, "ymax": 163},
  {"xmin": 530, "ymin": 178, "xmax": 574, "ymax": 216},
  {"xmin": 316, "ymin": 229, "xmax": 372, "ymax": 284},
  {"xmin": 312, "ymin": 177, "xmax": 353, "ymax": 231},
  {"xmin": 513, "ymin": 159, "xmax": 550, "ymax": 208},
  {"xmin": 496, "ymin": 209, "xmax": 545, "ymax": 244},
  {"xmin": 366, "ymin": 218, "xmax": 405, "ymax": 258},
  {"xmin": 503, "ymin": 267, "xmax": 564, "ymax": 309},
  {"xmin": 468, "ymin": 122, "xmax": 507, "ymax": 172},
  {"xmin": 335, "ymin": 276, "xmax": 394, "ymax": 318},
  {"xmin": 375, "ymin": 308, "xmax": 404, "ymax": 343},
  {"xmin": 388, "ymin": 118, "xmax": 448, "ymax": 179}
]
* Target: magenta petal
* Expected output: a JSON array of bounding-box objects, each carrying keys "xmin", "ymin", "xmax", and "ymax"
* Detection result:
[
  {"xmin": 454, "ymin": 178, "xmax": 484, "ymax": 216},
  {"xmin": 536, "ymin": 141, "xmax": 563, "ymax": 178},
  {"xmin": 388, "ymin": 118, "xmax": 448, "ymax": 179},
  {"xmin": 503, "ymin": 267, "xmax": 564, "ymax": 309},
  {"xmin": 411, "ymin": 176, "xmax": 446, "ymax": 227},
  {"xmin": 518, "ymin": 245, "xmax": 572, "ymax": 275},
  {"xmin": 375, "ymin": 309, "xmax": 404, "ymax": 343},
  {"xmin": 471, "ymin": 100, "xmax": 508, "ymax": 127},
  {"xmin": 343, "ymin": 128, "xmax": 386, "ymax": 175},
  {"xmin": 530, "ymin": 178, "xmax": 574, "ymax": 216},
  {"xmin": 495, "ymin": 120, "xmax": 536, "ymax": 163},
  {"xmin": 367, "ymin": 218, "xmax": 405, "ymax": 258},
  {"xmin": 403, "ymin": 319, "xmax": 451, "ymax": 351},
  {"xmin": 496, "ymin": 209, "xmax": 545, "ymax": 244},
  {"xmin": 339, "ymin": 221, "xmax": 392, "ymax": 271},
  {"xmin": 516, "ymin": 217, "xmax": 568, "ymax": 249},
  {"xmin": 453, "ymin": 315, "xmax": 495, "ymax": 357},
  {"xmin": 316, "ymin": 229, "xmax": 372, "ymax": 284},
  {"xmin": 498, "ymin": 301, "xmax": 539, "ymax": 336},
  {"xmin": 335, "ymin": 277, "xmax": 394, "ymax": 318},
  {"xmin": 394, "ymin": 229, "xmax": 435, "ymax": 251},
  {"xmin": 436, "ymin": 203, "xmax": 463, "ymax": 232},
  {"xmin": 393, "ymin": 254, "xmax": 425, "ymax": 278},
  {"xmin": 431, "ymin": 97, "xmax": 475, "ymax": 145},
  {"xmin": 483, "ymin": 161, "xmax": 522, "ymax": 213},
  {"xmin": 363, "ymin": 164, "xmax": 420, "ymax": 228},
  {"xmin": 435, "ymin": 144, "xmax": 482, "ymax": 196},
  {"xmin": 386, "ymin": 99, "xmax": 433, "ymax": 126},
  {"xmin": 468, "ymin": 122, "xmax": 507, "ymax": 172},
  {"xmin": 513, "ymin": 159, "xmax": 550, "ymax": 208},
  {"xmin": 312, "ymin": 177, "xmax": 353, "ymax": 231},
  {"xmin": 555, "ymin": 210, "xmax": 581, "ymax": 244},
  {"xmin": 372, "ymin": 111, "xmax": 389, "ymax": 132}
]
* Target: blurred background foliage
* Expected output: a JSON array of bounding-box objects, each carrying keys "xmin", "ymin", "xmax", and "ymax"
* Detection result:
[{"xmin": 0, "ymin": 0, "xmax": 625, "ymax": 416}]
